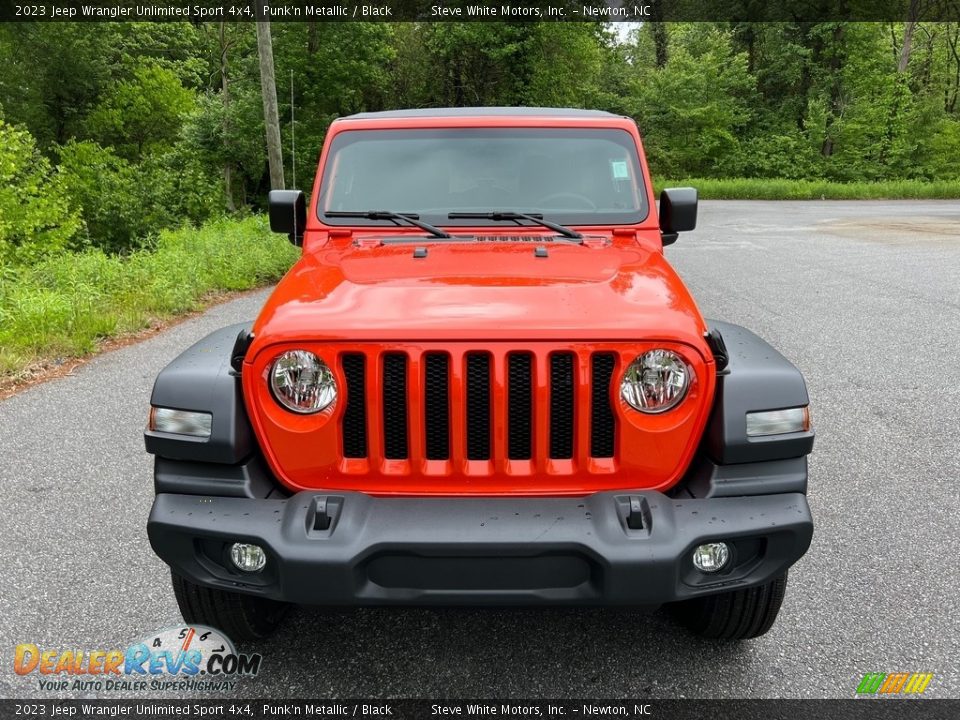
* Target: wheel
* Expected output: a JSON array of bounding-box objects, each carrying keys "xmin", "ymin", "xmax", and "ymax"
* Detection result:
[
  {"xmin": 170, "ymin": 572, "xmax": 289, "ymax": 642},
  {"xmin": 671, "ymin": 572, "xmax": 789, "ymax": 640}
]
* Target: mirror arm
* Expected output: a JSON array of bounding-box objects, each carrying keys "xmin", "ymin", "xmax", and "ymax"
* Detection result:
[{"xmin": 660, "ymin": 231, "xmax": 679, "ymax": 246}]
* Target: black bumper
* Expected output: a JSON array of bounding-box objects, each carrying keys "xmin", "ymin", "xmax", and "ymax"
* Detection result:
[{"xmin": 148, "ymin": 490, "xmax": 812, "ymax": 606}]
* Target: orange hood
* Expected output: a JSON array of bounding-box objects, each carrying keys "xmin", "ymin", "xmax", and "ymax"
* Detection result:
[{"xmin": 250, "ymin": 236, "xmax": 709, "ymax": 349}]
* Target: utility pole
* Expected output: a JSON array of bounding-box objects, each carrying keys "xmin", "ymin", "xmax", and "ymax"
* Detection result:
[
  {"xmin": 219, "ymin": 21, "xmax": 236, "ymax": 211},
  {"xmin": 255, "ymin": 7, "xmax": 285, "ymax": 190}
]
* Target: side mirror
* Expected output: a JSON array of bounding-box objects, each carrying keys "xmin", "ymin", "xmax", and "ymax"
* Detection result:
[
  {"xmin": 268, "ymin": 189, "xmax": 306, "ymax": 246},
  {"xmin": 659, "ymin": 187, "xmax": 697, "ymax": 246}
]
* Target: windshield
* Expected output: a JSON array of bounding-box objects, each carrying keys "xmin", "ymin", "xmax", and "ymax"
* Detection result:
[{"xmin": 318, "ymin": 128, "xmax": 648, "ymax": 227}]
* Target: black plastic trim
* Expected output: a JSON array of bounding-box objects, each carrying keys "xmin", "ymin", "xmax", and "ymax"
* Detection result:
[
  {"xmin": 154, "ymin": 454, "xmax": 284, "ymax": 499},
  {"xmin": 704, "ymin": 320, "xmax": 814, "ymax": 464},
  {"xmin": 145, "ymin": 323, "xmax": 254, "ymax": 465},
  {"xmin": 230, "ymin": 329, "xmax": 255, "ymax": 374},
  {"xmin": 148, "ymin": 490, "xmax": 812, "ymax": 607},
  {"xmin": 676, "ymin": 455, "xmax": 808, "ymax": 499}
]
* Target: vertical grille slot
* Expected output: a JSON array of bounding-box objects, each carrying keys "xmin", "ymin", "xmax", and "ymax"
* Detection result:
[
  {"xmin": 549, "ymin": 353, "xmax": 575, "ymax": 459},
  {"xmin": 590, "ymin": 353, "xmax": 616, "ymax": 458},
  {"xmin": 341, "ymin": 353, "xmax": 367, "ymax": 458},
  {"xmin": 382, "ymin": 353, "xmax": 408, "ymax": 460},
  {"xmin": 507, "ymin": 353, "xmax": 533, "ymax": 460},
  {"xmin": 424, "ymin": 353, "xmax": 450, "ymax": 460},
  {"xmin": 465, "ymin": 353, "xmax": 491, "ymax": 460}
]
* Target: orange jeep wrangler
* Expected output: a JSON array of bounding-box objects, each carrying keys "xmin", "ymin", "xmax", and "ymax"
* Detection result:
[{"xmin": 146, "ymin": 108, "xmax": 813, "ymax": 641}]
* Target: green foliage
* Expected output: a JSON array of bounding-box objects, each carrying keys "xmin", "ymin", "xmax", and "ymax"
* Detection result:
[
  {"xmin": 0, "ymin": 23, "xmax": 206, "ymax": 148},
  {"xmin": 57, "ymin": 140, "xmax": 141, "ymax": 252},
  {"xmin": 58, "ymin": 137, "xmax": 223, "ymax": 253},
  {"xmin": 85, "ymin": 62, "xmax": 196, "ymax": 161},
  {"xmin": 0, "ymin": 122, "xmax": 81, "ymax": 265},
  {"xmin": 627, "ymin": 25, "xmax": 755, "ymax": 178},
  {"xmin": 0, "ymin": 217, "xmax": 297, "ymax": 375},
  {"xmin": 924, "ymin": 119, "xmax": 960, "ymax": 179}
]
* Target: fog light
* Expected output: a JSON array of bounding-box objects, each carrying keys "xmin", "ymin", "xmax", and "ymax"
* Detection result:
[
  {"xmin": 230, "ymin": 543, "xmax": 266, "ymax": 573},
  {"xmin": 692, "ymin": 542, "xmax": 730, "ymax": 573}
]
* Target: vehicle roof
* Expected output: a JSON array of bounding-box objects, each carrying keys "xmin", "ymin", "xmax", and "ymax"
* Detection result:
[{"xmin": 340, "ymin": 107, "xmax": 625, "ymax": 120}]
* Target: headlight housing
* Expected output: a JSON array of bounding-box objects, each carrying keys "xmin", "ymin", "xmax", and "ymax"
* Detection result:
[
  {"xmin": 270, "ymin": 350, "xmax": 336, "ymax": 414},
  {"xmin": 620, "ymin": 349, "xmax": 690, "ymax": 413}
]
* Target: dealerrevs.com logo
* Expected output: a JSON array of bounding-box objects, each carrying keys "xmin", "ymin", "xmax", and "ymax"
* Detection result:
[
  {"xmin": 856, "ymin": 672, "xmax": 934, "ymax": 696},
  {"xmin": 13, "ymin": 625, "xmax": 262, "ymax": 692}
]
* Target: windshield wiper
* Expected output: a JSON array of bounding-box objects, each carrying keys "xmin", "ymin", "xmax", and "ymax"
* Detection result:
[
  {"xmin": 448, "ymin": 211, "xmax": 582, "ymax": 240},
  {"xmin": 325, "ymin": 210, "xmax": 451, "ymax": 239}
]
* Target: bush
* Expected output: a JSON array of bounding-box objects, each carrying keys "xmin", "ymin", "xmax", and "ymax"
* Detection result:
[
  {"xmin": 0, "ymin": 216, "xmax": 298, "ymax": 376},
  {"xmin": 58, "ymin": 138, "xmax": 223, "ymax": 254},
  {"xmin": 0, "ymin": 122, "xmax": 81, "ymax": 265},
  {"xmin": 57, "ymin": 140, "xmax": 142, "ymax": 253}
]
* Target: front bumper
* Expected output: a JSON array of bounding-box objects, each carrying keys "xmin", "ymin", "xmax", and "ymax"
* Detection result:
[{"xmin": 148, "ymin": 491, "xmax": 812, "ymax": 606}]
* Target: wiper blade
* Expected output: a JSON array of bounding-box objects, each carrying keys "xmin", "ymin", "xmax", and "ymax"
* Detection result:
[
  {"xmin": 448, "ymin": 211, "xmax": 582, "ymax": 240},
  {"xmin": 325, "ymin": 210, "xmax": 451, "ymax": 239}
]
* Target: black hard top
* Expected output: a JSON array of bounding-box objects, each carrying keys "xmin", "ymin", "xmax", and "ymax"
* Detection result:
[{"xmin": 341, "ymin": 107, "xmax": 623, "ymax": 120}]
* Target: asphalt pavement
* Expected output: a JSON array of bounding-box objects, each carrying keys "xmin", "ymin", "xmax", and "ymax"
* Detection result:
[{"xmin": 1, "ymin": 201, "xmax": 958, "ymax": 699}]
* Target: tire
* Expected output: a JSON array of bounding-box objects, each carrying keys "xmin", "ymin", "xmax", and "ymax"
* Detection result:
[
  {"xmin": 170, "ymin": 572, "xmax": 289, "ymax": 642},
  {"xmin": 672, "ymin": 572, "xmax": 789, "ymax": 640}
]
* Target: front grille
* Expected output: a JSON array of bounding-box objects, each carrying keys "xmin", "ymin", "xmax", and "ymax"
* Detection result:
[
  {"xmin": 507, "ymin": 354, "xmax": 533, "ymax": 460},
  {"xmin": 341, "ymin": 354, "xmax": 367, "ymax": 458},
  {"xmin": 423, "ymin": 353, "xmax": 450, "ymax": 460},
  {"xmin": 590, "ymin": 353, "xmax": 617, "ymax": 458},
  {"xmin": 549, "ymin": 353, "xmax": 575, "ymax": 459},
  {"xmin": 465, "ymin": 353, "xmax": 491, "ymax": 460},
  {"xmin": 339, "ymin": 347, "xmax": 618, "ymax": 470},
  {"xmin": 382, "ymin": 354, "xmax": 408, "ymax": 460}
]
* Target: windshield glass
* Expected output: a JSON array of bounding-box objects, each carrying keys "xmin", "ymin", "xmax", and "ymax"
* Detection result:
[{"xmin": 318, "ymin": 128, "xmax": 648, "ymax": 227}]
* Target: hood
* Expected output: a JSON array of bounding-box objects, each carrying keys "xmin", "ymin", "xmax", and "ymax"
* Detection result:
[{"xmin": 251, "ymin": 238, "xmax": 708, "ymax": 349}]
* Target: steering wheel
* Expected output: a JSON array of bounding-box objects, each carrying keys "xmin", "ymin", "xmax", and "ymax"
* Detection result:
[{"xmin": 534, "ymin": 192, "xmax": 597, "ymax": 210}]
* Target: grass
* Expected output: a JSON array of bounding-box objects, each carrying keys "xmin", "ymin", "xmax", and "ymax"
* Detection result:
[
  {"xmin": 656, "ymin": 177, "xmax": 960, "ymax": 200},
  {"xmin": 0, "ymin": 216, "xmax": 298, "ymax": 378}
]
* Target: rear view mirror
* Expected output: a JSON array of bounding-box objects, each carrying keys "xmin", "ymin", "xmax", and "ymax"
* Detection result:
[
  {"xmin": 268, "ymin": 190, "xmax": 306, "ymax": 246},
  {"xmin": 659, "ymin": 187, "xmax": 698, "ymax": 246}
]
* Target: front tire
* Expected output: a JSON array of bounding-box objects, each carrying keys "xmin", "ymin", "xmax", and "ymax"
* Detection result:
[
  {"xmin": 170, "ymin": 572, "xmax": 289, "ymax": 642},
  {"xmin": 672, "ymin": 572, "xmax": 789, "ymax": 640}
]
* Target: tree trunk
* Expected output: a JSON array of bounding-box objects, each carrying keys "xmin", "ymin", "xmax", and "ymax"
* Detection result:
[
  {"xmin": 307, "ymin": 21, "xmax": 318, "ymax": 56},
  {"xmin": 946, "ymin": 24, "xmax": 960, "ymax": 113},
  {"xmin": 899, "ymin": 21, "xmax": 916, "ymax": 72},
  {"xmin": 652, "ymin": 23, "xmax": 668, "ymax": 69},
  {"xmin": 820, "ymin": 24, "xmax": 846, "ymax": 158},
  {"xmin": 650, "ymin": 2, "xmax": 668, "ymax": 69},
  {"xmin": 255, "ymin": 11, "xmax": 285, "ymax": 191},
  {"xmin": 219, "ymin": 21, "xmax": 236, "ymax": 212}
]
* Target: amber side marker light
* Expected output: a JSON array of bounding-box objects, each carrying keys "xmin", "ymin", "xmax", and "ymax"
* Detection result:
[
  {"xmin": 148, "ymin": 407, "xmax": 212, "ymax": 438},
  {"xmin": 745, "ymin": 406, "xmax": 811, "ymax": 437}
]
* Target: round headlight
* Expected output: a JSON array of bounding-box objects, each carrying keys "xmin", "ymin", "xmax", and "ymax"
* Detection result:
[
  {"xmin": 270, "ymin": 350, "xmax": 336, "ymax": 413},
  {"xmin": 620, "ymin": 349, "xmax": 690, "ymax": 413}
]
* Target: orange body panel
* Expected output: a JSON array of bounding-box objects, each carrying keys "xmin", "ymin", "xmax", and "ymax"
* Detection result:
[{"xmin": 243, "ymin": 112, "xmax": 716, "ymax": 496}]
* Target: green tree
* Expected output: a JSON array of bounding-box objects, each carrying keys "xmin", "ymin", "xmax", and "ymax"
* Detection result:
[
  {"xmin": 0, "ymin": 122, "xmax": 80, "ymax": 265},
  {"xmin": 85, "ymin": 62, "xmax": 196, "ymax": 161},
  {"xmin": 626, "ymin": 24, "xmax": 754, "ymax": 178}
]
